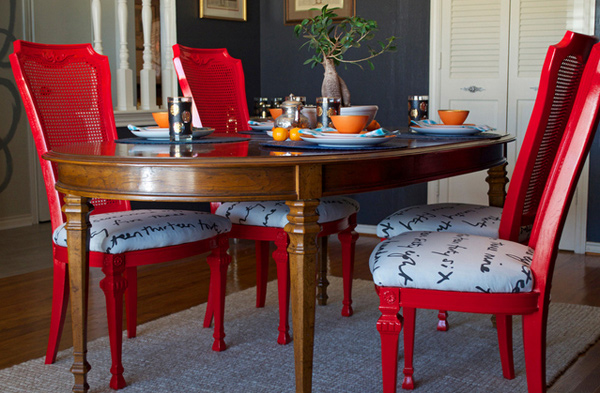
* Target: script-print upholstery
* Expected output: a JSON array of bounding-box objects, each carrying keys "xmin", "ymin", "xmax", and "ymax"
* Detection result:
[
  {"xmin": 53, "ymin": 210, "xmax": 231, "ymax": 253},
  {"xmin": 216, "ymin": 197, "xmax": 360, "ymax": 227},
  {"xmin": 376, "ymin": 203, "xmax": 532, "ymax": 243},
  {"xmin": 370, "ymin": 231, "xmax": 533, "ymax": 293}
]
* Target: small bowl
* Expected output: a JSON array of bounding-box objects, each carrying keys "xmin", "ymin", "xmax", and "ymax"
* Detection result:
[
  {"xmin": 269, "ymin": 108, "xmax": 283, "ymax": 119},
  {"xmin": 152, "ymin": 111, "xmax": 169, "ymax": 128},
  {"xmin": 340, "ymin": 105, "xmax": 379, "ymax": 125},
  {"xmin": 438, "ymin": 110, "xmax": 469, "ymax": 125},
  {"xmin": 329, "ymin": 115, "xmax": 369, "ymax": 134}
]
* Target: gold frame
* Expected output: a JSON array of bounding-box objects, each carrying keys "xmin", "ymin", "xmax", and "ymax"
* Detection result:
[
  {"xmin": 200, "ymin": 0, "xmax": 247, "ymax": 21},
  {"xmin": 285, "ymin": 0, "xmax": 355, "ymax": 24}
]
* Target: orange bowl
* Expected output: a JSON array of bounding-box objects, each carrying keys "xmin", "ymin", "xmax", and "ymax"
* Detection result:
[
  {"xmin": 152, "ymin": 111, "xmax": 169, "ymax": 128},
  {"xmin": 329, "ymin": 115, "xmax": 369, "ymax": 134},
  {"xmin": 438, "ymin": 110, "xmax": 469, "ymax": 125},
  {"xmin": 269, "ymin": 108, "xmax": 283, "ymax": 119}
]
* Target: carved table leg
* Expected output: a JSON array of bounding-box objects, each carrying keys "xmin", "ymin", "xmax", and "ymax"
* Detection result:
[
  {"xmin": 285, "ymin": 199, "xmax": 320, "ymax": 393},
  {"xmin": 63, "ymin": 194, "xmax": 92, "ymax": 393},
  {"xmin": 316, "ymin": 236, "xmax": 329, "ymax": 306},
  {"xmin": 486, "ymin": 162, "xmax": 509, "ymax": 208}
]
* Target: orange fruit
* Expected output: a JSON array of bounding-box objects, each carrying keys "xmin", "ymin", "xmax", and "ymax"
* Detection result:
[
  {"xmin": 272, "ymin": 127, "xmax": 288, "ymax": 141},
  {"xmin": 289, "ymin": 127, "xmax": 302, "ymax": 141},
  {"xmin": 366, "ymin": 120, "xmax": 381, "ymax": 131}
]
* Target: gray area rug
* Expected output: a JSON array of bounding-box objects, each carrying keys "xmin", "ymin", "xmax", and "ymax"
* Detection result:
[{"xmin": 2, "ymin": 278, "xmax": 600, "ymax": 392}]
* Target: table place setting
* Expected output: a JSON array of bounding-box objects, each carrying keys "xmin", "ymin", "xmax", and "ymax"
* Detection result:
[
  {"xmin": 248, "ymin": 119, "xmax": 274, "ymax": 131},
  {"xmin": 126, "ymin": 124, "xmax": 215, "ymax": 140}
]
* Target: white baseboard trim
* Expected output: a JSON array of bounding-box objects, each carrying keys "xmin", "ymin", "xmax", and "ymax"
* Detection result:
[
  {"xmin": 356, "ymin": 224, "xmax": 377, "ymax": 236},
  {"xmin": 0, "ymin": 214, "xmax": 34, "ymax": 231},
  {"xmin": 585, "ymin": 241, "xmax": 600, "ymax": 254}
]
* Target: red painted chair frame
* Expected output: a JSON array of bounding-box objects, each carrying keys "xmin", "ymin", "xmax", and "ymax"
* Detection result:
[
  {"xmin": 10, "ymin": 40, "xmax": 231, "ymax": 390},
  {"xmin": 172, "ymin": 44, "xmax": 359, "ymax": 343},
  {"xmin": 205, "ymin": 203, "xmax": 358, "ymax": 344},
  {"xmin": 376, "ymin": 40, "xmax": 600, "ymax": 392},
  {"xmin": 172, "ymin": 45, "xmax": 250, "ymax": 132},
  {"xmin": 434, "ymin": 30, "xmax": 598, "ymax": 331}
]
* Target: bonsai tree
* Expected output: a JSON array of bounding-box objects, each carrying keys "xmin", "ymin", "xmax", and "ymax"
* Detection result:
[{"xmin": 294, "ymin": 5, "xmax": 396, "ymax": 106}]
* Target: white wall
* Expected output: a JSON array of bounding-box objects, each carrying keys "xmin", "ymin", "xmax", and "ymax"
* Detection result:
[{"xmin": 0, "ymin": 0, "xmax": 128, "ymax": 230}]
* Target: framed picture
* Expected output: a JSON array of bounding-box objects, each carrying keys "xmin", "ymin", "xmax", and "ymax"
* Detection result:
[
  {"xmin": 200, "ymin": 0, "xmax": 247, "ymax": 21},
  {"xmin": 285, "ymin": 0, "xmax": 355, "ymax": 24}
]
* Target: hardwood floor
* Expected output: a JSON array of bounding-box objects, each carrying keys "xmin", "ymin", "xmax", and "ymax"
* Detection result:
[{"xmin": 1, "ymin": 223, "xmax": 599, "ymax": 391}]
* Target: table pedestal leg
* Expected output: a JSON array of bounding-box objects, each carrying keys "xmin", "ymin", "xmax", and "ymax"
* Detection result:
[
  {"xmin": 285, "ymin": 199, "xmax": 320, "ymax": 393},
  {"xmin": 316, "ymin": 237, "xmax": 329, "ymax": 306},
  {"xmin": 486, "ymin": 162, "xmax": 508, "ymax": 208},
  {"xmin": 63, "ymin": 195, "xmax": 92, "ymax": 393}
]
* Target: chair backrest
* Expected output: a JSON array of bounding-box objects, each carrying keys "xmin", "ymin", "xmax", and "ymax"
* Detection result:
[
  {"xmin": 10, "ymin": 40, "xmax": 130, "ymax": 231},
  {"xmin": 528, "ymin": 40, "xmax": 600, "ymax": 292},
  {"xmin": 498, "ymin": 31, "xmax": 598, "ymax": 241},
  {"xmin": 172, "ymin": 45, "xmax": 250, "ymax": 133}
]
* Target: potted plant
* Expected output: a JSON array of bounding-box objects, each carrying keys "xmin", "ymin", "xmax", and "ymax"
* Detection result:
[{"xmin": 294, "ymin": 5, "xmax": 396, "ymax": 107}]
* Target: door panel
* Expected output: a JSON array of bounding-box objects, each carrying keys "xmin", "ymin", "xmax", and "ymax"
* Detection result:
[{"xmin": 431, "ymin": 0, "xmax": 595, "ymax": 251}]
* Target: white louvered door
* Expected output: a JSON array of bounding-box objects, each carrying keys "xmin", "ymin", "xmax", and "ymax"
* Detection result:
[
  {"xmin": 430, "ymin": 0, "xmax": 595, "ymax": 251},
  {"xmin": 436, "ymin": 0, "xmax": 511, "ymax": 207}
]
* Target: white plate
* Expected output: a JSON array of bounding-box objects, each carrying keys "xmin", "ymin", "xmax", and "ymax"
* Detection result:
[
  {"xmin": 131, "ymin": 127, "xmax": 214, "ymax": 140},
  {"xmin": 300, "ymin": 135, "xmax": 394, "ymax": 148},
  {"xmin": 314, "ymin": 131, "xmax": 377, "ymax": 139},
  {"xmin": 410, "ymin": 125, "xmax": 482, "ymax": 135},
  {"xmin": 249, "ymin": 121, "xmax": 273, "ymax": 131}
]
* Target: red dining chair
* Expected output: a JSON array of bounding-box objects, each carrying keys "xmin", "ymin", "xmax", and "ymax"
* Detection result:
[
  {"xmin": 173, "ymin": 44, "xmax": 361, "ymax": 344},
  {"xmin": 371, "ymin": 39, "xmax": 600, "ymax": 393},
  {"xmin": 10, "ymin": 40, "xmax": 232, "ymax": 390},
  {"xmin": 172, "ymin": 45, "xmax": 250, "ymax": 132},
  {"xmin": 376, "ymin": 31, "xmax": 598, "ymax": 331}
]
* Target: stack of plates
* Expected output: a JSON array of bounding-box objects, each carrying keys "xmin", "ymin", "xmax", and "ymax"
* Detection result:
[
  {"xmin": 410, "ymin": 121, "xmax": 493, "ymax": 136},
  {"xmin": 299, "ymin": 130, "xmax": 394, "ymax": 148},
  {"xmin": 130, "ymin": 127, "xmax": 214, "ymax": 140}
]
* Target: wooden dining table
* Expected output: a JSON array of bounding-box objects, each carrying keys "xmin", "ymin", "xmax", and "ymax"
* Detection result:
[{"xmin": 43, "ymin": 131, "xmax": 513, "ymax": 393}]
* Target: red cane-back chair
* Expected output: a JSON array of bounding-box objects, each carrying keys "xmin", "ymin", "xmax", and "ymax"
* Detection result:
[
  {"xmin": 376, "ymin": 31, "xmax": 598, "ymax": 331},
  {"xmin": 173, "ymin": 44, "xmax": 360, "ymax": 344},
  {"xmin": 370, "ymin": 40, "xmax": 600, "ymax": 393},
  {"xmin": 10, "ymin": 40, "xmax": 232, "ymax": 389},
  {"xmin": 172, "ymin": 45, "xmax": 250, "ymax": 132}
]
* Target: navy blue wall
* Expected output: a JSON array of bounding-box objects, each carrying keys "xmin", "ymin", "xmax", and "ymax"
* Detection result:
[
  {"xmin": 175, "ymin": 0, "xmax": 600, "ymax": 238},
  {"xmin": 257, "ymin": 0, "xmax": 430, "ymax": 226},
  {"xmin": 176, "ymin": 0, "xmax": 262, "ymax": 112}
]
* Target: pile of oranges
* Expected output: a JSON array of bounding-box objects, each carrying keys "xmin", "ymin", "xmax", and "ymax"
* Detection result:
[{"xmin": 271, "ymin": 127, "xmax": 302, "ymax": 141}]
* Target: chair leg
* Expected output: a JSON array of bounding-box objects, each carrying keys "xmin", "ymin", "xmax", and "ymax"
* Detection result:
[
  {"xmin": 402, "ymin": 307, "xmax": 416, "ymax": 390},
  {"xmin": 377, "ymin": 287, "xmax": 403, "ymax": 393},
  {"xmin": 255, "ymin": 240, "xmax": 270, "ymax": 308},
  {"xmin": 522, "ymin": 310, "xmax": 548, "ymax": 393},
  {"xmin": 495, "ymin": 314, "xmax": 515, "ymax": 379},
  {"xmin": 206, "ymin": 235, "xmax": 231, "ymax": 352},
  {"xmin": 437, "ymin": 310, "xmax": 449, "ymax": 331},
  {"xmin": 316, "ymin": 236, "xmax": 329, "ymax": 306},
  {"xmin": 203, "ymin": 283, "xmax": 215, "ymax": 328},
  {"xmin": 338, "ymin": 223, "xmax": 358, "ymax": 317},
  {"xmin": 99, "ymin": 255, "xmax": 128, "ymax": 390},
  {"xmin": 45, "ymin": 259, "xmax": 69, "ymax": 364},
  {"xmin": 124, "ymin": 267, "xmax": 137, "ymax": 339},
  {"xmin": 273, "ymin": 230, "xmax": 291, "ymax": 345}
]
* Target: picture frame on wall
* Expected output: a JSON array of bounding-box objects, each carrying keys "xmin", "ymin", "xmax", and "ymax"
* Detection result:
[
  {"xmin": 285, "ymin": 0, "xmax": 355, "ymax": 24},
  {"xmin": 200, "ymin": 0, "xmax": 247, "ymax": 21}
]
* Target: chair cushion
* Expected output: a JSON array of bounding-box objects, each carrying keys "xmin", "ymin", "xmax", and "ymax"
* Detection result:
[
  {"xmin": 377, "ymin": 203, "xmax": 503, "ymax": 238},
  {"xmin": 215, "ymin": 196, "xmax": 359, "ymax": 227},
  {"xmin": 369, "ymin": 231, "xmax": 534, "ymax": 293},
  {"xmin": 53, "ymin": 209, "xmax": 232, "ymax": 254}
]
